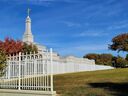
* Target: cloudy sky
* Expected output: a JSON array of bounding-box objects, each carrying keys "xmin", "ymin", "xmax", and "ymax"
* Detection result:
[{"xmin": 0, "ymin": 0, "xmax": 128, "ymax": 57}]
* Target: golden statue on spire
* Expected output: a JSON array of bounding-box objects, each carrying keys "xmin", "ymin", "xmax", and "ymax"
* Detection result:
[{"xmin": 27, "ymin": 8, "xmax": 31, "ymax": 16}]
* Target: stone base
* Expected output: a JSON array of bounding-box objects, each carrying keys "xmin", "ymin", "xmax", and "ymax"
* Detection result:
[{"xmin": 0, "ymin": 89, "xmax": 56, "ymax": 96}]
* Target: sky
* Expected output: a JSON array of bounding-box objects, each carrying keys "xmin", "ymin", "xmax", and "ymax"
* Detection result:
[{"xmin": 0, "ymin": 0, "xmax": 128, "ymax": 57}]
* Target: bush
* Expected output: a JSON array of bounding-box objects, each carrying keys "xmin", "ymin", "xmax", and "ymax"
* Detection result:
[{"xmin": 116, "ymin": 57, "xmax": 128, "ymax": 68}]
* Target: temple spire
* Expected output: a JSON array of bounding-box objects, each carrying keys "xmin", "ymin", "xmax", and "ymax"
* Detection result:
[
  {"xmin": 27, "ymin": 8, "xmax": 31, "ymax": 16},
  {"xmin": 23, "ymin": 8, "xmax": 34, "ymax": 44}
]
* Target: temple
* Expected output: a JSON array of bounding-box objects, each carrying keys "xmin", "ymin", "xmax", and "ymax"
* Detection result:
[{"xmin": 22, "ymin": 8, "xmax": 95, "ymax": 64}]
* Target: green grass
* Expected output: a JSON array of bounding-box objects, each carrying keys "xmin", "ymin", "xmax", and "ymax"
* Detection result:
[{"xmin": 54, "ymin": 68, "xmax": 128, "ymax": 96}]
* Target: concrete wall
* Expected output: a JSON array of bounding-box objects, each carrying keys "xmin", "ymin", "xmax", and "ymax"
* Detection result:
[{"xmin": 0, "ymin": 89, "xmax": 56, "ymax": 96}]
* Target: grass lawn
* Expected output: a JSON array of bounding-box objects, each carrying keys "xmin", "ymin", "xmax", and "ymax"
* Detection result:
[{"xmin": 54, "ymin": 68, "xmax": 128, "ymax": 96}]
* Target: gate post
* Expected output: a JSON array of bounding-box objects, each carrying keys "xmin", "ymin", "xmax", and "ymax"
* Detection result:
[
  {"xmin": 50, "ymin": 48, "xmax": 53, "ymax": 92},
  {"xmin": 18, "ymin": 52, "xmax": 21, "ymax": 90}
]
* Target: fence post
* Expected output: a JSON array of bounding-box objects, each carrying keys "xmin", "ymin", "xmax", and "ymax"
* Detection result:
[
  {"xmin": 34, "ymin": 52, "xmax": 37, "ymax": 75},
  {"xmin": 18, "ymin": 52, "xmax": 21, "ymax": 90},
  {"xmin": 50, "ymin": 48, "xmax": 53, "ymax": 92},
  {"xmin": 7, "ymin": 59, "xmax": 10, "ymax": 79}
]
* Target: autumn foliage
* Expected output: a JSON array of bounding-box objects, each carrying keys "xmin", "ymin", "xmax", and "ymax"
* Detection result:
[
  {"xmin": 0, "ymin": 38, "xmax": 38, "ymax": 75},
  {"xmin": 109, "ymin": 33, "xmax": 128, "ymax": 53},
  {"xmin": 0, "ymin": 37, "xmax": 38, "ymax": 55},
  {"xmin": 83, "ymin": 53, "xmax": 99, "ymax": 61},
  {"xmin": 84, "ymin": 53, "xmax": 113, "ymax": 66},
  {"xmin": 0, "ymin": 38, "xmax": 23, "ymax": 55}
]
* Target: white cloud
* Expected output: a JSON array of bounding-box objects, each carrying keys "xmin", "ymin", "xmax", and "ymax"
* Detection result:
[
  {"xmin": 74, "ymin": 45, "xmax": 107, "ymax": 51},
  {"xmin": 5, "ymin": 0, "xmax": 53, "ymax": 6},
  {"xmin": 108, "ymin": 21, "xmax": 128, "ymax": 30},
  {"xmin": 74, "ymin": 31, "xmax": 109, "ymax": 37},
  {"xmin": 13, "ymin": 0, "xmax": 77, "ymax": 6},
  {"xmin": 61, "ymin": 21, "xmax": 81, "ymax": 27},
  {"xmin": 54, "ymin": 44, "xmax": 108, "ymax": 57},
  {"xmin": 55, "ymin": 44, "xmax": 107, "ymax": 52}
]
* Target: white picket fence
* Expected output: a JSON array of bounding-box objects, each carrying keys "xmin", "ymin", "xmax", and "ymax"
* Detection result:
[
  {"xmin": 0, "ymin": 48, "xmax": 53, "ymax": 92},
  {"xmin": 52, "ymin": 61, "xmax": 114, "ymax": 74},
  {"xmin": 0, "ymin": 48, "xmax": 114, "ymax": 91}
]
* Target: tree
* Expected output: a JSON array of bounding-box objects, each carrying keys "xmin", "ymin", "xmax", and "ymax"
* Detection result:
[
  {"xmin": 116, "ymin": 57, "xmax": 128, "ymax": 68},
  {"xmin": 0, "ymin": 38, "xmax": 38, "ymax": 55},
  {"xmin": 0, "ymin": 37, "xmax": 38, "ymax": 75},
  {"xmin": 0, "ymin": 38, "xmax": 23, "ymax": 55},
  {"xmin": 98, "ymin": 54, "xmax": 113, "ymax": 66},
  {"xmin": 125, "ymin": 54, "xmax": 128, "ymax": 61},
  {"xmin": 84, "ymin": 53, "xmax": 113, "ymax": 66},
  {"xmin": 83, "ymin": 53, "xmax": 99, "ymax": 61},
  {"xmin": 22, "ymin": 43, "xmax": 38, "ymax": 54},
  {"xmin": 112, "ymin": 56, "xmax": 118, "ymax": 67},
  {"xmin": 0, "ymin": 50, "xmax": 6, "ymax": 76},
  {"xmin": 109, "ymin": 33, "xmax": 128, "ymax": 53}
]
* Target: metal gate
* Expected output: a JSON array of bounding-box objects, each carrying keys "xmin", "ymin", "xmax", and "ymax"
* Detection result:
[{"xmin": 0, "ymin": 48, "xmax": 53, "ymax": 92}]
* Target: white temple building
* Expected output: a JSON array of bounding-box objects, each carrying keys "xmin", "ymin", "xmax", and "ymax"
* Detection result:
[{"xmin": 22, "ymin": 9, "xmax": 96, "ymax": 65}]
